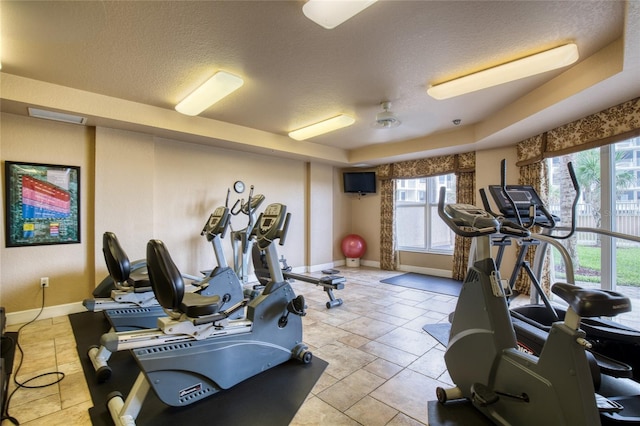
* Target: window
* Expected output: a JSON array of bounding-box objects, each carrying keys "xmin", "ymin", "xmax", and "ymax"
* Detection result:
[
  {"xmin": 548, "ymin": 136, "xmax": 640, "ymax": 328},
  {"xmin": 395, "ymin": 174, "xmax": 456, "ymax": 253}
]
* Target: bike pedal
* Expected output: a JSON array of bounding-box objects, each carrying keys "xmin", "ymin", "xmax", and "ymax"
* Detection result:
[{"xmin": 471, "ymin": 383, "xmax": 499, "ymax": 406}]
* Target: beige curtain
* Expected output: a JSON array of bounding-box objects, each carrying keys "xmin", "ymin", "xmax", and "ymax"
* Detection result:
[
  {"xmin": 512, "ymin": 161, "xmax": 551, "ymax": 295},
  {"xmin": 517, "ymin": 97, "xmax": 640, "ymax": 167},
  {"xmin": 377, "ymin": 152, "xmax": 475, "ymax": 273},
  {"xmin": 379, "ymin": 178, "xmax": 397, "ymax": 270},
  {"xmin": 452, "ymin": 171, "xmax": 475, "ymax": 280}
]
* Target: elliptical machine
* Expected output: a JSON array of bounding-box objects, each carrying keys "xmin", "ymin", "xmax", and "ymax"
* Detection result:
[
  {"xmin": 435, "ymin": 187, "xmax": 634, "ymax": 425},
  {"xmin": 481, "ymin": 160, "xmax": 640, "ymax": 383},
  {"xmin": 105, "ymin": 202, "xmax": 311, "ymax": 426},
  {"xmin": 227, "ymin": 185, "xmax": 265, "ymax": 284}
]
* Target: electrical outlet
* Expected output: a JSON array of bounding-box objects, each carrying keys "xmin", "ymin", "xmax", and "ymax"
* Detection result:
[{"xmin": 40, "ymin": 277, "xmax": 49, "ymax": 288}]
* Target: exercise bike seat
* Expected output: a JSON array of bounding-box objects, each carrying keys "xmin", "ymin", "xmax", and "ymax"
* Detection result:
[
  {"xmin": 103, "ymin": 232, "xmax": 152, "ymax": 293},
  {"xmin": 147, "ymin": 239, "xmax": 223, "ymax": 318},
  {"xmin": 552, "ymin": 283, "xmax": 631, "ymax": 318}
]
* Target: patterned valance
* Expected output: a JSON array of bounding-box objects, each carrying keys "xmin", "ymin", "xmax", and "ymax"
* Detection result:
[
  {"xmin": 517, "ymin": 96, "xmax": 640, "ymax": 166},
  {"xmin": 377, "ymin": 152, "xmax": 475, "ymax": 180}
]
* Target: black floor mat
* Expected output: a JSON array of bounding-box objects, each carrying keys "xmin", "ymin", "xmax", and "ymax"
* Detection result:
[
  {"xmin": 422, "ymin": 323, "xmax": 451, "ymax": 346},
  {"xmin": 428, "ymin": 400, "xmax": 493, "ymax": 425},
  {"xmin": 70, "ymin": 311, "xmax": 327, "ymax": 425},
  {"xmin": 381, "ymin": 273, "xmax": 462, "ymax": 296}
]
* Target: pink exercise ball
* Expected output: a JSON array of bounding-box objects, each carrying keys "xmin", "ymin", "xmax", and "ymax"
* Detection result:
[{"xmin": 341, "ymin": 234, "xmax": 366, "ymax": 258}]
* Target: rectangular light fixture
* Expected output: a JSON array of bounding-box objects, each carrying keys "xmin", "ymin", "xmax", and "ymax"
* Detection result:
[
  {"xmin": 289, "ymin": 114, "xmax": 355, "ymax": 140},
  {"xmin": 302, "ymin": 0, "xmax": 378, "ymax": 29},
  {"xmin": 28, "ymin": 107, "xmax": 87, "ymax": 125},
  {"xmin": 427, "ymin": 43, "xmax": 579, "ymax": 100},
  {"xmin": 175, "ymin": 71, "xmax": 244, "ymax": 116}
]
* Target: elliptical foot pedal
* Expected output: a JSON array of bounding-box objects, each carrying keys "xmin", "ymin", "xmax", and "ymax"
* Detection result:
[
  {"xmin": 600, "ymin": 395, "xmax": 640, "ymax": 423},
  {"xmin": 471, "ymin": 383, "xmax": 499, "ymax": 406},
  {"xmin": 596, "ymin": 393, "xmax": 624, "ymax": 413}
]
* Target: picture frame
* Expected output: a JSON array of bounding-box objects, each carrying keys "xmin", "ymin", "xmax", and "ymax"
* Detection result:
[{"xmin": 4, "ymin": 161, "xmax": 81, "ymax": 247}]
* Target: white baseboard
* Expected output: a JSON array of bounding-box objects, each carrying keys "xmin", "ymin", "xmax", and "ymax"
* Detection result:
[
  {"xmin": 308, "ymin": 261, "xmax": 343, "ymax": 273},
  {"xmin": 5, "ymin": 302, "xmax": 86, "ymax": 326},
  {"xmin": 398, "ymin": 264, "xmax": 452, "ymax": 278},
  {"xmin": 359, "ymin": 259, "xmax": 380, "ymax": 268}
]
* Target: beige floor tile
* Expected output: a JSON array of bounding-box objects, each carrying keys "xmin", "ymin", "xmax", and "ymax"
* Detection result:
[
  {"xmin": 292, "ymin": 395, "xmax": 361, "ymax": 425},
  {"xmin": 18, "ymin": 400, "xmax": 93, "ymax": 426},
  {"xmin": 337, "ymin": 332, "xmax": 370, "ymax": 349},
  {"xmin": 359, "ymin": 340, "xmax": 418, "ymax": 367},
  {"xmin": 363, "ymin": 358, "xmax": 403, "ymax": 380},
  {"xmin": 317, "ymin": 369, "xmax": 385, "ymax": 412},
  {"xmin": 407, "ymin": 346, "xmax": 448, "ymax": 380},
  {"xmin": 59, "ymin": 371, "xmax": 91, "ymax": 409},
  {"xmin": 345, "ymin": 395, "xmax": 398, "ymax": 426},
  {"xmin": 3, "ymin": 393, "xmax": 61, "ymax": 424},
  {"xmin": 313, "ymin": 342, "xmax": 377, "ymax": 380},
  {"xmin": 370, "ymin": 369, "xmax": 442, "ymax": 424},
  {"xmin": 338, "ymin": 316, "xmax": 397, "ymax": 340},
  {"xmin": 375, "ymin": 327, "xmax": 439, "ymax": 357}
]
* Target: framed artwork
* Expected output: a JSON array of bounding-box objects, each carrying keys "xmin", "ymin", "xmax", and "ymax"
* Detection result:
[{"xmin": 4, "ymin": 161, "xmax": 81, "ymax": 247}]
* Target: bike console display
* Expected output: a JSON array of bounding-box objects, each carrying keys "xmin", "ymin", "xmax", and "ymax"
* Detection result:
[
  {"xmin": 202, "ymin": 206, "xmax": 230, "ymax": 238},
  {"xmin": 487, "ymin": 185, "xmax": 558, "ymax": 227}
]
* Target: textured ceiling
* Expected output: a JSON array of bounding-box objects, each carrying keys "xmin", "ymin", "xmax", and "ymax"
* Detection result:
[{"xmin": 1, "ymin": 0, "xmax": 639, "ymax": 166}]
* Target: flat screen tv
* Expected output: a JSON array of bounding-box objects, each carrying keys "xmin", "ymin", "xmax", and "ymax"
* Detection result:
[{"xmin": 343, "ymin": 171, "xmax": 376, "ymax": 194}]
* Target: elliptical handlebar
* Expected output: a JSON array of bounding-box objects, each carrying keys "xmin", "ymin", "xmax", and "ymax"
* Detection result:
[
  {"xmin": 496, "ymin": 159, "xmax": 579, "ymax": 239},
  {"xmin": 549, "ymin": 161, "xmax": 580, "ymax": 240},
  {"xmin": 279, "ymin": 212, "xmax": 291, "ymax": 246}
]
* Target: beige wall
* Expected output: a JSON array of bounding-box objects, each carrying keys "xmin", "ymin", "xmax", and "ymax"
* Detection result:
[
  {"xmin": 94, "ymin": 127, "xmax": 155, "ymax": 283},
  {"xmin": 1, "ymin": 113, "xmax": 95, "ymax": 311},
  {"xmin": 332, "ymin": 168, "xmax": 351, "ymax": 261},
  {"xmin": 307, "ymin": 163, "xmax": 334, "ymax": 270},
  {"xmin": 1, "ymin": 112, "xmax": 346, "ymax": 314},
  {"xmin": 347, "ymin": 190, "xmax": 380, "ymax": 264}
]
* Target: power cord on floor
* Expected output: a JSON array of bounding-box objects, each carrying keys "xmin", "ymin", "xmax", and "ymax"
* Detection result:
[{"xmin": 1, "ymin": 287, "xmax": 66, "ymax": 425}]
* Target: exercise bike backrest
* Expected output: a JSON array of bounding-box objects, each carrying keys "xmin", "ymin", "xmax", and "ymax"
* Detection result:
[
  {"xmin": 201, "ymin": 206, "xmax": 231, "ymax": 241},
  {"xmin": 146, "ymin": 239, "xmax": 185, "ymax": 310},
  {"xmin": 103, "ymin": 232, "xmax": 132, "ymax": 285},
  {"xmin": 146, "ymin": 239, "xmax": 224, "ymax": 319}
]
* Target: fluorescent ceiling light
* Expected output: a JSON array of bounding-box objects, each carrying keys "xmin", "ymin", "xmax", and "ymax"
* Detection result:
[
  {"xmin": 427, "ymin": 43, "xmax": 579, "ymax": 100},
  {"xmin": 289, "ymin": 114, "xmax": 355, "ymax": 140},
  {"xmin": 175, "ymin": 71, "xmax": 244, "ymax": 116},
  {"xmin": 303, "ymin": 0, "xmax": 378, "ymax": 29},
  {"xmin": 28, "ymin": 107, "xmax": 87, "ymax": 125}
]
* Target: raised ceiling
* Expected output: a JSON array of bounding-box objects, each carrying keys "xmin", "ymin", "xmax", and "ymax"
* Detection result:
[{"xmin": 1, "ymin": 1, "xmax": 639, "ymax": 166}]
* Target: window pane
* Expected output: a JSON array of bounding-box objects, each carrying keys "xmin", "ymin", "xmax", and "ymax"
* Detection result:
[
  {"xmin": 429, "ymin": 204, "xmax": 455, "ymax": 251},
  {"xmin": 396, "ymin": 174, "xmax": 456, "ymax": 253},
  {"xmin": 396, "ymin": 206, "xmax": 425, "ymax": 248}
]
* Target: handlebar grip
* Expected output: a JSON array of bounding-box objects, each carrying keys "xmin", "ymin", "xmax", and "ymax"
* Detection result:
[
  {"xmin": 250, "ymin": 213, "xmax": 263, "ymax": 238},
  {"xmin": 231, "ymin": 198, "xmax": 242, "ymax": 215},
  {"xmin": 279, "ymin": 212, "xmax": 291, "ymax": 246},
  {"xmin": 220, "ymin": 213, "xmax": 231, "ymax": 239}
]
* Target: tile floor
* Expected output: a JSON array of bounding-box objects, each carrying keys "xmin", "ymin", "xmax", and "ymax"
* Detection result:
[
  {"xmin": 7, "ymin": 265, "xmax": 639, "ymax": 425},
  {"xmin": 2, "ymin": 267, "xmax": 460, "ymax": 425}
]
